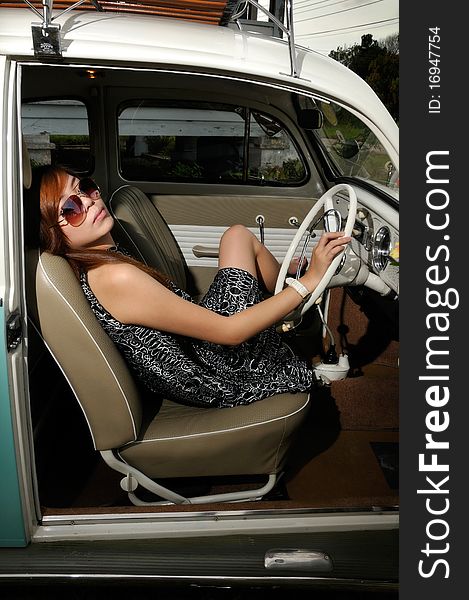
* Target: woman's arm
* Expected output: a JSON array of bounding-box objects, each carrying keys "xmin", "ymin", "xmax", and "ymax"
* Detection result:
[{"xmin": 87, "ymin": 232, "xmax": 350, "ymax": 346}]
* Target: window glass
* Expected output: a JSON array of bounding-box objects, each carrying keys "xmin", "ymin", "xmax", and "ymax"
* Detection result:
[
  {"xmin": 248, "ymin": 112, "xmax": 306, "ymax": 184},
  {"xmin": 315, "ymin": 100, "xmax": 399, "ymax": 193},
  {"xmin": 21, "ymin": 99, "xmax": 92, "ymax": 173},
  {"xmin": 118, "ymin": 102, "xmax": 306, "ymax": 185}
]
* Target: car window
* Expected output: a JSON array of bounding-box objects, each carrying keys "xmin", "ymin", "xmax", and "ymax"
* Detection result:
[
  {"xmin": 315, "ymin": 100, "xmax": 399, "ymax": 192},
  {"xmin": 248, "ymin": 111, "xmax": 306, "ymax": 183},
  {"xmin": 118, "ymin": 101, "xmax": 306, "ymax": 185},
  {"xmin": 21, "ymin": 99, "xmax": 92, "ymax": 174}
]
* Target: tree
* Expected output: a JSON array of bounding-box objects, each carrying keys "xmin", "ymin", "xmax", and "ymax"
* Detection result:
[
  {"xmin": 329, "ymin": 34, "xmax": 399, "ymax": 122},
  {"xmin": 381, "ymin": 33, "xmax": 399, "ymax": 55}
]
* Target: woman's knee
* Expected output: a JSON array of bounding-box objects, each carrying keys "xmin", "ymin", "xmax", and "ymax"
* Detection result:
[
  {"xmin": 224, "ymin": 224, "xmax": 250, "ymax": 237},
  {"xmin": 221, "ymin": 224, "xmax": 255, "ymax": 247},
  {"xmin": 218, "ymin": 225, "xmax": 259, "ymax": 273}
]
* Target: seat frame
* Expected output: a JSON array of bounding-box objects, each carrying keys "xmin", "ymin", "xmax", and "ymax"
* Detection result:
[{"xmin": 102, "ymin": 449, "xmax": 277, "ymax": 505}]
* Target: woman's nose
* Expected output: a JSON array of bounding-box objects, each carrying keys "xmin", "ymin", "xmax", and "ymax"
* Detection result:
[{"xmin": 81, "ymin": 196, "xmax": 96, "ymax": 209}]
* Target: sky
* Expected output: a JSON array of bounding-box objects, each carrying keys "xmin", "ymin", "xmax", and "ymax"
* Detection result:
[{"xmin": 291, "ymin": 0, "xmax": 399, "ymax": 55}]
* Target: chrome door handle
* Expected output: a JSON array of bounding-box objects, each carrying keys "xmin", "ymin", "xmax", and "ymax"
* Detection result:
[
  {"xmin": 264, "ymin": 548, "xmax": 333, "ymax": 572},
  {"xmin": 192, "ymin": 244, "xmax": 219, "ymax": 258}
]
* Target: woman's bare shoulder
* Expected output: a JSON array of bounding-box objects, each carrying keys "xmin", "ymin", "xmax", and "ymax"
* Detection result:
[
  {"xmin": 86, "ymin": 260, "xmax": 170, "ymax": 324},
  {"xmin": 88, "ymin": 261, "xmax": 153, "ymax": 291}
]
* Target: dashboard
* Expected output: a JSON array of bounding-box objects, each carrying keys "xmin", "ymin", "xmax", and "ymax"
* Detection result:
[{"xmin": 332, "ymin": 189, "xmax": 399, "ymax": 296}]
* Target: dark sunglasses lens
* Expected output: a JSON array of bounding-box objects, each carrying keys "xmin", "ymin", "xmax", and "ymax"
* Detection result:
[
  {"xmin": 79, "ymin": 178, "xmax": 100, "ymax": 199},
  {"xmin": 61, "ymin": 195, "xmax": 85, "ymax": 226}
]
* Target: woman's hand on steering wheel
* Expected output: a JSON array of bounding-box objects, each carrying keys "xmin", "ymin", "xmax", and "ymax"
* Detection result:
[
  {"xmin": 275, "ymin": 184, "xmax": 358, "ymax": 318},
  {"xmin": 302, "ymin": 232, "xmax": 351, "ymax": 293}
]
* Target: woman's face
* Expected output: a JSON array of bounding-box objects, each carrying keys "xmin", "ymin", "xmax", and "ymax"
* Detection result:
[{"xmin": 58, "ymin": 174, "xmax": 114, "ymax": 250}]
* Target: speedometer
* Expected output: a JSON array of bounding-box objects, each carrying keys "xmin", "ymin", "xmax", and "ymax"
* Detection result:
[{"xmin": 372, "ymin": 226, "xmax": 392, "ymax": 272}]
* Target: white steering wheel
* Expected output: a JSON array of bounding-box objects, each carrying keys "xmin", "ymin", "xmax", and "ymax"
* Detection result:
[{"xmin": 274, "ymin": 183, "xmax": 358, "ymax": 315}]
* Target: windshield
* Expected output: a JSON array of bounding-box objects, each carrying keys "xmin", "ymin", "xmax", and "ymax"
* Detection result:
[{"xmin": 315, "ymin": 100, "xmax": 399, "ymax": 195}]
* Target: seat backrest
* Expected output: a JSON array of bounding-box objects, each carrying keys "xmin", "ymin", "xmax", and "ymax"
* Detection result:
[
  {"xmin": 109, "ymin": 185, "xmax": 187, "ymax": 290},
  {"xmin": 32, "ymin": 250, "xmax": 142, "ymax": 451}
]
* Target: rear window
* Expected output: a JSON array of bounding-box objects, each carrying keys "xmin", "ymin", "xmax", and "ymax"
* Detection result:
[{"xmin": 118, "ymin": 101, "xmax": 306, "ymax": 186}]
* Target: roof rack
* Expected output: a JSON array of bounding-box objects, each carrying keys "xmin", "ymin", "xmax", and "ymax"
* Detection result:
[{"xmin": 21, "ymin": 0, "xmax": 301, "ymax": 77}]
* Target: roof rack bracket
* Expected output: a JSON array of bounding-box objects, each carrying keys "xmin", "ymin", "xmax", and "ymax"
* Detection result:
[
  {"xmin": 31, "ymin": 21, "xmax": 62, "ymax": 60},
  {"xmin": 24, "ymin": 0, "xmax": 102, "ymax": 61},
  {"xmin": 231, "ymin": 0, "xmax": 302, "ymax": 79}
]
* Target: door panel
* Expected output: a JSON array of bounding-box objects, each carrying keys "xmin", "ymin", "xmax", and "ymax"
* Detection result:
[{"xmin": 152, "ymin": 194, "xmax": 320, "ymax": 293}]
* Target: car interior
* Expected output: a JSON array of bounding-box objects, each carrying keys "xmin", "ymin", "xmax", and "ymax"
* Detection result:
[{"xmin": 21, "ymin": 63, "xmax": 399, "ymax": 517}]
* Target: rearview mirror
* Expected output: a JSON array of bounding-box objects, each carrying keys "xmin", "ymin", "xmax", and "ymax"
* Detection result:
[{"xmin": 297, "ymin": 108, "xmax": 324, "ymax": 130}]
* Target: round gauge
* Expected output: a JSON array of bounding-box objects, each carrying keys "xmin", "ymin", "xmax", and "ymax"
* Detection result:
[{"xmin": 372, "ymin": 226, "xmax": 392, "ymax": 272}]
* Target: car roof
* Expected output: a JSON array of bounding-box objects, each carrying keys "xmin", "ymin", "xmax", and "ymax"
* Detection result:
[{"xmin": 0, "ymin": 8, "xmax": 398, "ymax": 160}]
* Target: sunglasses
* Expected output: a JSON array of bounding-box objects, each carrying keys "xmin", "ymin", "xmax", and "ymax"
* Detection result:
[{"xmin": 54, "ymin": 178, "xmax": 101, "ymax": 228}]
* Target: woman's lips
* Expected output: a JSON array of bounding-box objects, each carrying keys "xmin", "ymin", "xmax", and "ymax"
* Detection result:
[{"xmin": 93, "ymin": 208, "xmax": 106, "ymax": 223}]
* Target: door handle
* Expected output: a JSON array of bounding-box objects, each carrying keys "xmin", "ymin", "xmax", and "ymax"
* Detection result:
[
  {"xmin": 264, "ymin": 548, "xmax": 333, "ymax": 572},
  {"xmin": 192, "ymin": 244, "xmax": 219, "ymax": 258}
]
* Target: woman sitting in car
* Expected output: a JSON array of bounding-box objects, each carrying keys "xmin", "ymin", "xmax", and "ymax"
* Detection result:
[{"xmin": 35, "ymin": 166, "xmax": 350, "ymax": 408}]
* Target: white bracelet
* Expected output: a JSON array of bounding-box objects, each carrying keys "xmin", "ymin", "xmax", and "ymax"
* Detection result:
[{"xmin": 285, "ymin": 277, "xmax": 310, "ymax": 299}]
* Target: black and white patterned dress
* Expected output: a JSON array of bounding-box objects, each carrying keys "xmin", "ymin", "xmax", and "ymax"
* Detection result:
[{"xmin": 80, "ymin": 266, "xmax": 313, "ymax": 408}]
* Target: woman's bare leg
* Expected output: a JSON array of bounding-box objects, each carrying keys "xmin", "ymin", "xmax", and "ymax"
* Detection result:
[{"xmin": 218, "ymin": 225, "xmax": 280, "ymax": 293}]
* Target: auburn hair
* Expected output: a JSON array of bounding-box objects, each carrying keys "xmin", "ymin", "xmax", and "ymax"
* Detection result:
[{"xmin": 38, "ymin": 166, "xmax": 171, "ymax": 287}]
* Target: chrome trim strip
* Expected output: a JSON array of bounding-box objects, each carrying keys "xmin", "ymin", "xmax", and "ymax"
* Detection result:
[
  {"xmin": 41, "ymin": 508, "xmax": 399, "ymax": 527},
  {"xmin": 0, "ymin": 573, "xmax": 397, "ymax": 589},
  {"xmin": 18, "ymin": 61, "xmax": 330, "ymax": 103},
  {"xmin": 35, "ymin": 513, "xmax": 399, "ymax": 543}
]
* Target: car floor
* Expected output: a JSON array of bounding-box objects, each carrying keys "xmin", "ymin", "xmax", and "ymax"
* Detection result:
[{"xmin": 285, "ymin": 287, "xmax": 399, "ymax": 509}]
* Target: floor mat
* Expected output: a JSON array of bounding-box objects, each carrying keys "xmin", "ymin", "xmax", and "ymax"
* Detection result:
[
  {"xmin": 286, "ymin": 430, "xmax": 399, "ymax": 508},
  {"xmin": 331, "ymin": 366, "xmax": 399, "ymax": 430}
]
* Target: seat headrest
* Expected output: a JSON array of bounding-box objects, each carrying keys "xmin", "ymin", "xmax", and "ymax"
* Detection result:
[{"xmin": 109, "ymin": 185, "xmax": 187, "ymax": 290}]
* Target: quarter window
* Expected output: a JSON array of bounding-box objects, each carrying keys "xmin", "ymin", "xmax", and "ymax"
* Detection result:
[{"xmin": 21, "ymin": 99, "xmax": 92, "ymax": 173}]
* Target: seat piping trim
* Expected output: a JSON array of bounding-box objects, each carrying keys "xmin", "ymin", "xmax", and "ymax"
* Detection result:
[{"xmin": 123, "ymin": 395, "xmax": 310, "ymax": 446}]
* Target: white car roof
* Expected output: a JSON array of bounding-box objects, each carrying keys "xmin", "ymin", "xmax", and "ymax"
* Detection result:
[{"xmin": 0, "ymin": 8, "xmax": 398, "ymax": 160}]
